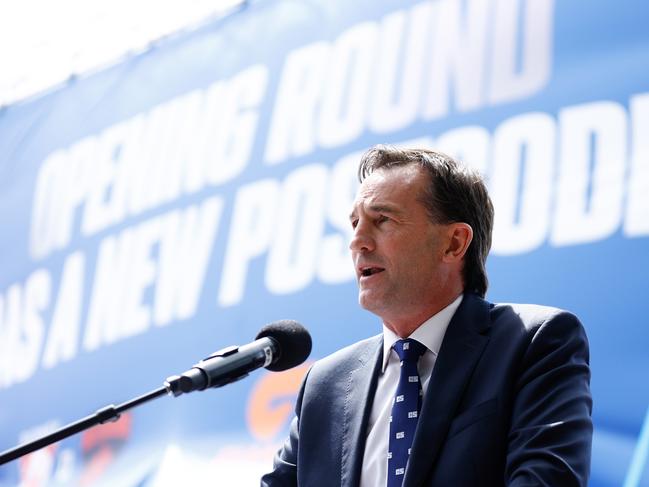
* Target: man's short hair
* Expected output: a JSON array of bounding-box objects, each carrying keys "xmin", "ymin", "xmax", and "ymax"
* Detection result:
[{"xmin": 358, "ymin": 145, "xmax": 494, "ymax": 297}]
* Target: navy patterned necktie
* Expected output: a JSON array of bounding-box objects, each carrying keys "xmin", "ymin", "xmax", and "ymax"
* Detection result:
[{"xmin": 387, "ymin": 338, "xmax": 427, "ymax": 487}]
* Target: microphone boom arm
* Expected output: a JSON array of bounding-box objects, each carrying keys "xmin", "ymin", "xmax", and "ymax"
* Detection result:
[{"xmin": 0, "ymin": 386, "xmax": 168, "ymax": 466}]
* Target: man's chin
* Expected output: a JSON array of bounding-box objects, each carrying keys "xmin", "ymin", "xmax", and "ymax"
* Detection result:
[{"xmin": 358, "ymin": 292, "xmax": 384, "ymax": 314}]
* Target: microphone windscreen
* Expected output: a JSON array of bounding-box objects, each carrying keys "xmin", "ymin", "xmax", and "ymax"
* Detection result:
[{"xmin": 256, "ymin": 320, "xmax": 312, "ymax": 372}]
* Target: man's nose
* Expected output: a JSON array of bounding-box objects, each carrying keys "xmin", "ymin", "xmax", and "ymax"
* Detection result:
[{"xmin": 349, "ymin": 220, "xmax": 375, "ymax": 253}]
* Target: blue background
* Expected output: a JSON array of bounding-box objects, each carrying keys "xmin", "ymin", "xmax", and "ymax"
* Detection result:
[{"xmin": 0, "ymin": 0, "xmax": 647, "ymax": 485}]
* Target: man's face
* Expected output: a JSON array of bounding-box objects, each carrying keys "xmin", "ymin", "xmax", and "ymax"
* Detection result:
[{"xmin": 349, "ymin": 164, "xmax": 452, "ymax": 331}]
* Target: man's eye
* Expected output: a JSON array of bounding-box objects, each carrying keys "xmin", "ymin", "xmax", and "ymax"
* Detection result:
[
  {"xmin": 376, "ymin": 215, "xmax": 389, "ymax": 225},
  {"xmin": 350, "ymin": 219, "xmax": 359, "ymax": 229}
]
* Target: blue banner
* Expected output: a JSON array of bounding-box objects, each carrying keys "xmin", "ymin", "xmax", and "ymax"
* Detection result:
[{"xmin": 0, "ymin": 0, "xmax": 648, "ymax": 485}]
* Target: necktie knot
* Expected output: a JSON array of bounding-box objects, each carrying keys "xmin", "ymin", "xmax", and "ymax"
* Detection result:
[{"xmin": 393, "ymin": 339, "xmax": 426, "ymax": 363}]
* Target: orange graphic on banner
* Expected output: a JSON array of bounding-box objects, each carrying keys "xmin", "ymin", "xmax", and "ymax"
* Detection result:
[
  {"xmin": 81, "ymin": 412, "xmax": 131, "ymax": 452},
  {"xmin": 246, "ymin": 363, "xmax": 311, "ymax": 441},
  {"xmin": 79, "ymin": 412, "xmax": 132, "ymax": 486}
]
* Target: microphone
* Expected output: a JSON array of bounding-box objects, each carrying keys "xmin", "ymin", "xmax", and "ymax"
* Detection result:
[{"xmin": 165, "ymin": 320, "xmax": 312, "ymax": 397}]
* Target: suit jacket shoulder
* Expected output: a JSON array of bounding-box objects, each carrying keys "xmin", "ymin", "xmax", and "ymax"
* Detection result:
[
  {"xmin": 417, "ymin": 295, "xmax": 592, "ymax": 487},
  {"xmin": 306, "ymin": 334, "xmax": 382, "ymax": 384}
]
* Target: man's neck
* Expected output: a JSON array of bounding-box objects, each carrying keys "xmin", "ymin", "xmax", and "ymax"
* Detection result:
[{"xmin": 383, "ymin": 290, "xmax": 464, "ymax": 338}]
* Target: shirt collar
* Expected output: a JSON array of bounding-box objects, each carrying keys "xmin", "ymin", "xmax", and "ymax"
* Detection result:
[{"xmin": 381, "ymin": 294, "xmax": 464, "ymax": 372}]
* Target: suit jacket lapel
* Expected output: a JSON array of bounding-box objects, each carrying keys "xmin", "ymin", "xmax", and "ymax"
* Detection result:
[
  {"xmin": 340, "ymin": 335, "xmax": 383, "ymax": 487},
  {"xmin": 404, "ymin": 294, "xmax": 492, "ymax": 487}
]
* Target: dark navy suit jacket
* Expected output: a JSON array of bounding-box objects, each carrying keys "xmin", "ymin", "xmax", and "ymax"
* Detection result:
[{"xmin": 261, "ymin": 293, "xmax": 593, "ymax": 486}]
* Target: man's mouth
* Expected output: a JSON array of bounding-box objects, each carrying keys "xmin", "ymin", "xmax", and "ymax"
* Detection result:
[{"xmin": 360, "ymin": 267, "xmax": 385, "ymax": 277}]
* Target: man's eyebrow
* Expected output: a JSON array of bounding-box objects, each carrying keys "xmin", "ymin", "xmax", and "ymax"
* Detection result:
[
  {"xmin": 368, "ymin": 203, "xmax": 402, "ymax": 215},
  {"xmin": 349, "ymin": 203, "xmax": 403, "ymax": 220}
]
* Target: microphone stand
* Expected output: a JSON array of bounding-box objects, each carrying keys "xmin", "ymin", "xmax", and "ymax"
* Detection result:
[
  {"xmin": 0, "ymin": 321, "xmax": 309, "ymax": 466},
  {"xmin": 0, "ymin": 386, "xmax": 168, "ymax": 466}
]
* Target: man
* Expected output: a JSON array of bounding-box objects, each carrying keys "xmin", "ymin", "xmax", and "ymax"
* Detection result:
[{"xmin": 261, "ymin": 146, "xmax": 592, "ymax": 486}]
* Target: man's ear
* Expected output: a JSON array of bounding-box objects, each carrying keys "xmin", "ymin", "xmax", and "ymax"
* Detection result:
[{"xmin": 442, "ymin": 223, "xmax": 473, "ymax": 263}]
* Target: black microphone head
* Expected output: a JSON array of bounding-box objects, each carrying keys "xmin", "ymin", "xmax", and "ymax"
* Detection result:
[{"xmin": 256, "ymin": 320, "xmax": 312, "ymax": 372}]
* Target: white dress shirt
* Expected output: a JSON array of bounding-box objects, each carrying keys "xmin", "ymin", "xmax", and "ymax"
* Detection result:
[{"xmin": 359, "ymin": 294, "xmax": 463, "ymax": 487}]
